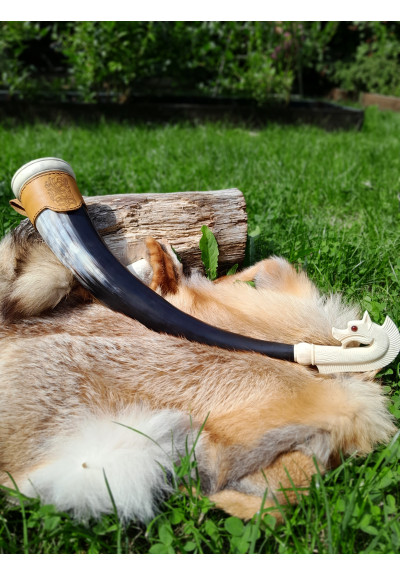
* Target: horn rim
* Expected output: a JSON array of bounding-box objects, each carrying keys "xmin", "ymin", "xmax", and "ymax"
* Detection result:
[{"xmin": 11, "ymin": 157, "xmax": 76, "ymax": 199}]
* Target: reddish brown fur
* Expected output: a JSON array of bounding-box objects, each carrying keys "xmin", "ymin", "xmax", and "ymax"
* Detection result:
[{"xmin": 0, "ymin": 230, "xmax": 396, "ymax": 521}]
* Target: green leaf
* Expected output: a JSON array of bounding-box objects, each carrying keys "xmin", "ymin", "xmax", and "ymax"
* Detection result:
[
  {"xmin": 36, "ymin": 504, "xmax": 58, "ymax": 516},
  {"xmin": 158, "ymin": 523, "xmax": 174, "ymax": 545},
  {"xmin": 377, "ymin": 470, "xmax": 395, "ymax": 489},
  {"xmin": 234, "ymin": 280, "xmax": 256, "ymax": 288},
  {"xmin": 242, "ymin": 523, "xmax": 261, "ymax": 541},
  {"xmin": 169, "ymin": 508, "xmax": 184, "ymax": 525},
  {"xmin": 385, "ymin": 494, "xmax": 396, "ymax": 513},
  {"xmin": 335, "ymin": 499, "xmax": 346, "ymax": 513},
  {"xmin": 263, "ymin": 514, "xmax": 277, "ymax": 529},
  {"xmin": 231, "ymin": 536, "xmax": 249, "ymax": 553},
  {"xmin": 359, "ymin": 514, "xmax": 371, "ymax": 528},
  {"xmin": 204, "ymin": 519, "xmax": 220, "ymax": 542},
  {"xmin": 43, "ymin": 515, "xmax": 61, "ymax": 532},
  {"xmin": 226, "ymin": 263, "xmax": 238, "ymax": 276},
  {"xmin": 248, "ymin": 225, "xmax": 261, "ymax": 238},
  {"xmin": 224, "ymin": 516, "xmax": 244, "ymax": 536},
  {"xmin": 183, "ymin": 541, "xmax": 196, "ymax": 552},
  {"xmin": 199, "ymin": 225, "xmax": 219, "ymax": 280},
  {"xmin": 149, "ymin": 543, "xmax": 170, "ymax": 554},
  {"xmin": 360, "ymin": 524, "xmax": 379, "ymax": 536}
]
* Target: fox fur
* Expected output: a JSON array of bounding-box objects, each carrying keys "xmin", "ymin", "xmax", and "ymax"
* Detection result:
[{"xmin": 0, "ymin": 219, "xmax": 396, "ymax": 522}]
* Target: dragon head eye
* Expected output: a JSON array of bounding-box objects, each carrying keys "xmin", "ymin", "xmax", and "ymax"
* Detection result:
[{"xmin": 351, "ymin": 325, "xmax": 358, "ymax": 332}]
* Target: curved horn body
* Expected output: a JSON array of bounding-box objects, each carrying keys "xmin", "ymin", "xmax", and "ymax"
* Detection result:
[
  {"xmin": 10, "ymin": 158, "xmax": 400, "ymax": 373},
  {"xmin": 11, "ymin": 158, "xmax": 294, "ymax": 361}
]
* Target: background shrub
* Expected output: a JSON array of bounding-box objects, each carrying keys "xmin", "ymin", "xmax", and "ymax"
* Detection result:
[
  {"xmin": 1, "ymin": 21, "xmax": 400, "ymax": 103},
  {"xmin": 332, "ymin": 22, "xmax": 400, "ymax": 97}
]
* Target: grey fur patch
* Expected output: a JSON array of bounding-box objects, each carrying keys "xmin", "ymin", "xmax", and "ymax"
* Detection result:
[
  {"xmin": 227, "ymin": 476, "xmax": 268, "ymax": 497},
  {"xmin": 226, "ymin": 427, "xmax": 332, "ymax": 498},
  {"xmin": 198, "ymin": 425, "xmax": 331, "ymax": 494},
  {"xmin": 225, "ymin": 425, "xmax": 330, "ymax": 484},
  {"xmin": 196, "ymin": 456, "xmax": 217, "ymax": 495}
]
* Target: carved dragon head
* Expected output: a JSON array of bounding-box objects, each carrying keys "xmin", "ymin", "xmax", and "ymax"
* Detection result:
[{"xmin": 332, "ymin": 310, "xmax": 374, "ymax": 348}]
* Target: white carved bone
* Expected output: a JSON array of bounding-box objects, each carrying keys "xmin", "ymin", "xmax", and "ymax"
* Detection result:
[{"xmin": 294, "ymin": 311, "xmax": 400, "ymax": 373}]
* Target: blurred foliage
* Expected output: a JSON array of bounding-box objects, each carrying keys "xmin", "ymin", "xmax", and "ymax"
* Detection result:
[
  {"xmin": 0, "ymin": 21, "xmax": 49, "ymax": 95},
  {"xmin": 332, "ymin": 22, "xmax": 400, "ymax": 97},
  {"xmin": 1, "ymin": 21, "xmax": 400, "ymax": 103}
]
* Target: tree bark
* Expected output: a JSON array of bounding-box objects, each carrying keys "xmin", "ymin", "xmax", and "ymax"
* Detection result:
[{"xmin": 85, "ymin": 189, "xmax": 248, "ymax": 274}]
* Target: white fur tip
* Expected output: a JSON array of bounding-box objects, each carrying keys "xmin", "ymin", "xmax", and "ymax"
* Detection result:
[{"xmin": 19, "ymin": 406, "xmax": 195, "ymax": 523}]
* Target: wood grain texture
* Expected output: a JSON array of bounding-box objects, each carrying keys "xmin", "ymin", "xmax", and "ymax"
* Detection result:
[{"xmin": 85, "ymin": 189, "xmax": 248, "ymax": 274}]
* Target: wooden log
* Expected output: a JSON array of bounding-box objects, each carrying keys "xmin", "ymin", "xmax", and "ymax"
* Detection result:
[{"xmin": 85, "ymin": 189, "xmax": 248, "ymax": 274}]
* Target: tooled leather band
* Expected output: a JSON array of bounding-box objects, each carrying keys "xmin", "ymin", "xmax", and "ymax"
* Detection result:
[{"xmin": 9, "ymin": 171, "xmax": 84, "ymax": 226}]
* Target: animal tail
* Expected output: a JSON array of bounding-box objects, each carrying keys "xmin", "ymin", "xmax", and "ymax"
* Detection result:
[
  {"xmin": 18, "ymin": 405, "xmax": 197, "ymax": 523},
  {"xmin": 0, "ymin": 222, "xmax": 76, "ymax": 322}
]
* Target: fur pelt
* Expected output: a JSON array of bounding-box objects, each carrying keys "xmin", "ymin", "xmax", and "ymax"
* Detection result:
[{"xmin": 0, "ymin": 221, "xmax": 395, "ymax": 522}]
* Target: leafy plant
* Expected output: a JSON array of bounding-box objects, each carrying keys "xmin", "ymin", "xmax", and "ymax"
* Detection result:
[
  {"xmin": 333, "ymin": 22, "xmax": 400, "ymax": 96},
  {"xmin": 0, "ymin": 21, "xmax": 50, "ymax": 96},
  {"xmin": 56, "ymin": 21, "xmax": 158, "ymax": 103},
  {"xmin": 199, "ymin": 225, "xmax": 219, "ymax": 280},
  {"xmin": 0, "ymin": 21, "xmax": 345, "ymax": 103}
]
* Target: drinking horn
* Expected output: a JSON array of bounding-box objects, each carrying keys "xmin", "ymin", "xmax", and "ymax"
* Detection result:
[{"xmin": 10, "ymin": 158, "xmax": 400, "ymax": 374}]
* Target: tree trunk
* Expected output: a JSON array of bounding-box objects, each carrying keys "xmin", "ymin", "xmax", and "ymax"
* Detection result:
[{"xmin": 85, "ymin": 189, "xmax": 248, "ymax": 274}]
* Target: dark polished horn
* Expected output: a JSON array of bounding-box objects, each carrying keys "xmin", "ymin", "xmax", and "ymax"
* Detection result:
[
  {"xmin": 10, "ymin": 158, "xmax": 294, "ymax": 361},
  {"xmin": 10, "ymin": 159, "xmax": 400, "ymax": 374}
]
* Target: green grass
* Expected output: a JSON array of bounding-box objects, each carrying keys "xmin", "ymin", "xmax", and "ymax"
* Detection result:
[{"xmin": 0, "ymin": 107, "xmax": 400, "ymax": 553}]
